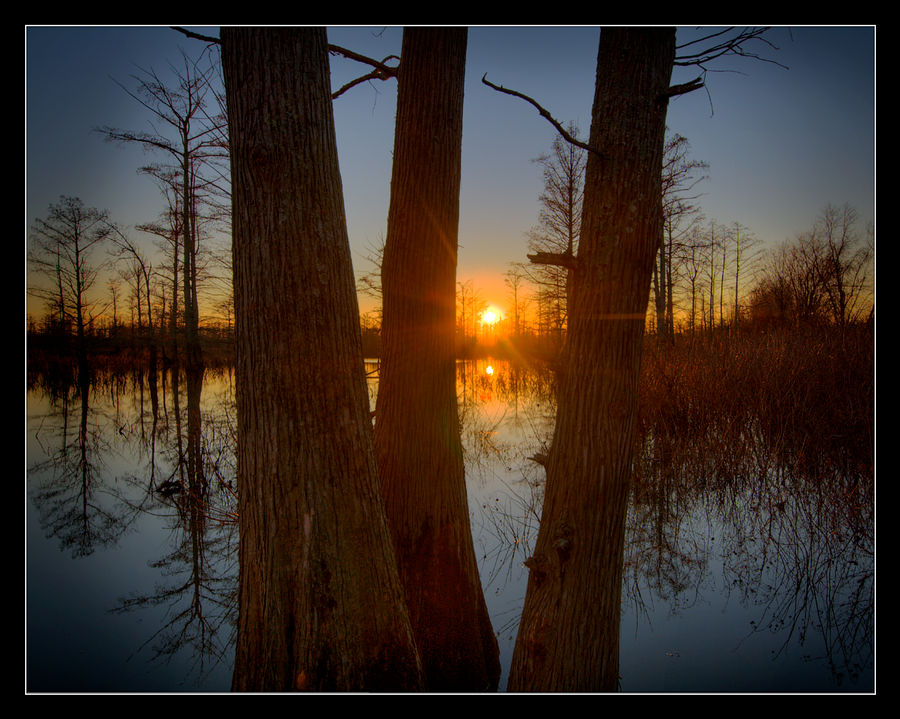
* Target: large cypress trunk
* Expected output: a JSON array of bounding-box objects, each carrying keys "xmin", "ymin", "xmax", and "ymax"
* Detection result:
[
  {"xmin": 508, "ymin": 28, "xmax": 676, "ymax": 692},
  {"xmin": 374, "ymin": 27, "xmax": 500, "ymax": 691},
  {"xmin": 222, "ymin": 27, "xmax": 422, "ymax": 692}
]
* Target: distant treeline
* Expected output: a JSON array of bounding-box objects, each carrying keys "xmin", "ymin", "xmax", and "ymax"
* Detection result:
[
  {"xmin": 26, "ymin": 317, "xmax": 234, "ymax": 376},
  {"xmin": 27, "ymin": 305, "xmax": 872, "ymax": 372},
  {"xmin": 25, "ymin": 314, "xmax": 561, "ymax": 366},
  {"xmin": 28, "ymin": 313, "xmax": 874, "ymax": 489}
]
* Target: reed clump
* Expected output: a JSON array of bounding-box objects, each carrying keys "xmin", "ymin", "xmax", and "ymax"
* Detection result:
[{"xmin": 636, "ymin": 322, "xmax": 874, "ymax": 488}]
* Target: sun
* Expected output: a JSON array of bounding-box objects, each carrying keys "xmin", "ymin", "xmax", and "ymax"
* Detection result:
[{"xmin": 481, "ymin": 306, "xmax": 503, "ymax": 326}]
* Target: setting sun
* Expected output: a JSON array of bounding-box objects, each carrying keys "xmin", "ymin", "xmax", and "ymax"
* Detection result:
[{"xmin": 481, "ymin": 306, "xmax": 503, "ymax": 326}]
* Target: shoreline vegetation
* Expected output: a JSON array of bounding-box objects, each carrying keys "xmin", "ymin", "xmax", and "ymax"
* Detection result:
[{"xmin": 27, "ymin": 317, "xmax": 874, "ymax": 483}]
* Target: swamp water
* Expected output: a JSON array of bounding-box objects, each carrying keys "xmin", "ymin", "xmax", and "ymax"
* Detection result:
[{"xmin": 25, "ymin": 359, "xmax": 874, "ymax": 692}]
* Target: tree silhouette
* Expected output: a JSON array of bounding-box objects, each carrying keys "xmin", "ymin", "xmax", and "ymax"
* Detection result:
[
  {"xmin": 99, "ymin": 51, "xmax": 227, "ymax": 371},
  {"xmin": 374, "ymin": 27, "xmax": 500, "ymax": 691},
  {"xmin": 524, "ymin": 123, "xmax": 585, "ymax": 347},
  {"xmin": 221, "ymin": 26, "xmax": 422, "ymax": 691},
  {"xmin": 490, "ymin": 27, "xmax": 782, "ymax": 690},
  {"xmin": 507, "ymin": 28, "xmax": 680, "ymax": 691},
  {"xmin": 655, "ymin": 133, "xmax": 708, "ymax": 340},
  {"xmin": 28, "ymin": 196, "xmax": 112, "ymax": 377}
]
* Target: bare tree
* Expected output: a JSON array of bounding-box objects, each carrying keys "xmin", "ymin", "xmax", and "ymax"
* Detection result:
[
  {"xmin": 523, "ymin": 123, "xmax": 586, "ymax": 345},
  {"xmin": 754, "ymin": 232, "xmax": 826, "ymax": 327},
  {"xmin": 505, "ymin": 264, "xmax": 531, "ymax": 340},
  {"xmin": 696, "ymin": 220, "xmax": 727, "ymax": 331},
  {"xmin": 106, "ymin": 278, "xmax": 123, "ymax": 340},
  {"xmin": 728, "ymin": 221, "xmax": 761, "ymax": 327},
  {"xmin": 134, "ymin": 193, "xmax": 182, "ymax": 360},
  {"xmin": 99, "ymin": 49, "xmax": 227, "ymax": 370},
  {"xmin": 28, "ymin": 196, "xmax": 112, "ymax": 373},
  {"xmin": 109, "ymin": 224, "xmax": 160, "ymax": 364},
  {"xmin": 654, "ymin": 132, "xmax": 708, "ymax": 340},
  {"xmin": 355, "ymin": 236, "xmax": 385, "ymax": 323},
  {"xmin": 816, "ymin": 203, "xmax": 873, "ymax": 328},
  {"xmin": 505, "ymin": 28, "xmax": 679, "ymax": 692},
  {"xmin": 679, "ymin": 225, "xmax": 707, "ymax": 334},
  {"xmin": 457, "ymin": 279, "xmax": 486, "ymax": 351},
  {"xmin": 750, "ymin": 203, "xmax": 872, "ymax": 329}
]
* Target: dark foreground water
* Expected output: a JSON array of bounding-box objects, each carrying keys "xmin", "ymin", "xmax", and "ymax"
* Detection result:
[{"xmin": 25, "ymin": 360, "xmax": 874, "ymax": 693}]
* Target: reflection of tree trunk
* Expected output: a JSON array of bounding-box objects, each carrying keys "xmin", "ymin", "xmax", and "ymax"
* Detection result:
[
  {"xmin": 185, "ymin": 364, "xmax": 205, "ymax": 506},
  {"xmin": 170, "ymin": 369, "xmax": 185, "ymax": 488},
  {"xmin": 77, "ymin": 371, "xmax": 91, "ymax": 551},
  {"xmin": 222, "ymin": 27, "xmax": 422, "ymax": 692},
  {"xmin": 185, "ymin": 366, "xmax": 208, "ymax": 650},
  {"xmin": 375, "ymin": 27, "xmax": 499, "ymax": 691},
  {"xmin": 509, "ymin": 28, "xmax": 675, "ymax": 692},
  {"xmin": 105, "ymin": 367, "xmax": 238, "ymax": 678}
]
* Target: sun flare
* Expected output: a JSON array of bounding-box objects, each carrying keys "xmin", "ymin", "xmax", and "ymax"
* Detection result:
[{"xmin": 481, "ymin": 306, "xmax": 502, "ymax": 326}]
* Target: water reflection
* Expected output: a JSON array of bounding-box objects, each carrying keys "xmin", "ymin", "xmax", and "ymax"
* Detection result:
[
  {"xmin": 27, "ymin": 364, "xmax": 238, "ymax": 691},
  {"xmin": 110, "ymin": 366, "xmax": 238, "ymax": 679},
  {"xmin": 26, "ymin": 358, "xmax": 874, "ymax": 692},
  {"xmin": 28, "ymin": 371, "xmax": 125, "ymax": 558}
]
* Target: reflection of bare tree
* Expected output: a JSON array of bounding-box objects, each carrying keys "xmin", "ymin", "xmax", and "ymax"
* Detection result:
[
  {"xmin": 459, "ymin": 357, "xmax": 872, "ymax": 689},
  {"xmin": 716, "ymin": 467, "xmax": 874, "ymax": 686},
  {"xmin": 29, "ymin": 374, "xmax": 135, "ymax": 557},
  {"xmin": 457, "ymin": 360, "xmax": 556, "ymax": 474},
  {"xmin": 29, "ymin": 362, "xmax": 239, "ymax": 687},
  {"xmin": 625, "ymin": 417, "xmax": 874, "ymax": 687},
  {"xmin": 110, "ymin": 365, "xmax": 238, "ymax": 685},
  {"xmin": 626, "ymin": 460, "xmax": 711, "ymax": 620}
]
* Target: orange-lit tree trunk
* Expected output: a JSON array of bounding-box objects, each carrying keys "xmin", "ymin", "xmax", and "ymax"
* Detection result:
[
  {"xmin": 221, "ymin": 27, "xmax": 422, "ymax": 692},
  {"xmin": 374, "ymin": 27, "xmax": 500, "ymax": 691},
  {"xmin": 508, "ymin": 28, "xmax": 676, "ymax": 692}
]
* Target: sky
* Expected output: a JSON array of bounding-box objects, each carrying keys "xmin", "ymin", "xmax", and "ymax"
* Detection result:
[{"xmin": 25, "ymin": 25, "xmax": 875, "ymax": 319}]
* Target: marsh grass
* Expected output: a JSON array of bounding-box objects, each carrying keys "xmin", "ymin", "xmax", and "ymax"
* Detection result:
[{"xmin": 636, "ymin": 323, "xmax": 874, "ymax": 489}]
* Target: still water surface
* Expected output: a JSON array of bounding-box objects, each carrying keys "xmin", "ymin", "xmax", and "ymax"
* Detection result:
[{"xmin": 25, "ymin": 360, "xmax": 874, "ymax": 692}]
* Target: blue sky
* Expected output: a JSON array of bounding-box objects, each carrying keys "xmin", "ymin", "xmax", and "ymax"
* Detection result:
[{"xmin": 25, "ymin": 25, "xmax": 875, "ymax": 316}]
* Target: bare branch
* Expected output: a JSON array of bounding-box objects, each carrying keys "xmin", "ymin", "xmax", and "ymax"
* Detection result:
[
  {"xmin": 481, "ymin": 74, "xmax": 601, "ymax": 157},
  {"xmin": 170, "ymin": 26, "xmax": 221, "ymax": 45},
  {"xmin": 676, "ymin": 27, "xmax": 739, "ymax": 53},
  {"xmin": 664, "ymin": 76, "xmax": 705, "ymax": 98},
  {"xmin": 527, "ymin": 251, "xmax": 578, "ymax": 271},
  {"xmin": 675, "ymin": 27, "xmax": 787, "ymax": 71},
  {"xmin": 328, "ymin": 44, "xmax": 399, "ymax": 99},
  {"xmin": 328, "ymin": 44, "xmax": 400, "ymax": 75},
  {"xmin": 529, "ymin": 453, "xmax": 549, "ymax": 468},
  {"xmin": 332, "ymin": 68, "xmax": 394, "ymax": 100}
]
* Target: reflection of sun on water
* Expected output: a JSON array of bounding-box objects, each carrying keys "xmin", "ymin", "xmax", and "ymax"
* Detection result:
[{"xmin": 485, "ymin": 365, "xmax": 494, "ymax": 376}]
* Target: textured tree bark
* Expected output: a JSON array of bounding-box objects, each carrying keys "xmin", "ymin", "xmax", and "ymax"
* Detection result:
[
  {"xmin": 222, "ymin": 27, "xmax": 422, "ymax": 692},
  {"xmin": 508, "ymin": 28, "xmax": 676, "ymax": 692},
  {"xmin": 374, "ymin": 27, "xmax": 500, "ymax": 691}
]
